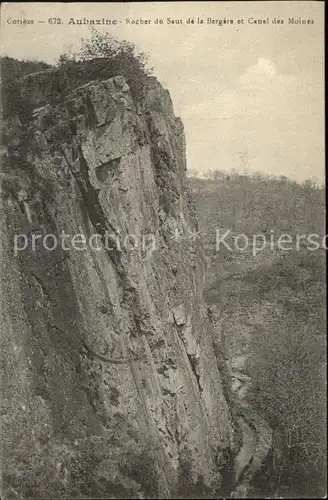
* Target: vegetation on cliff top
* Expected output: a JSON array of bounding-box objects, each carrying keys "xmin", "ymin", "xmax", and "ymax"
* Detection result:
[
  {"xmin": 1, "ymin": 30, "xmax": 152, "ymax": 125},
  {"xmin": 0, "ymin": 56, "xmax": 52, "ymax": 121}
]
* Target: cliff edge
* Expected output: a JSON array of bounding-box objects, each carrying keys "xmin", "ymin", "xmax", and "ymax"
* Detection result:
[{"xmin": 1, "ymin": 74, "xmax": 235, "ymax": 498}]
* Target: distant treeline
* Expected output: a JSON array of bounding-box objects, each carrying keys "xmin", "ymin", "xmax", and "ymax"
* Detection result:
[{"xmin": 188, "ymin": 169, "xmax": 325, "ymax": 242}]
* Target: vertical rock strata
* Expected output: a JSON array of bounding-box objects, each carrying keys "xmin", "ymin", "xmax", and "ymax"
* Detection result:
[{"xmin": 1, "ymin": 75, "xmax": 234, "ymax": 497}]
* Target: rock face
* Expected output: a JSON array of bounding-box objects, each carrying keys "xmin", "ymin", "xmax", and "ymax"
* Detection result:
[{"xmin": 1, "ymin": 75, "xmax": 235, "ymax": 498}]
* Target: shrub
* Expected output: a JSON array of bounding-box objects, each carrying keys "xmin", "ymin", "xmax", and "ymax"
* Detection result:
[
  {"xmin": 57, "ymin": 30, "xmax": 153, "ymax": 100},
  {"xmin": 0, "ymin": 56, "xmax": 52, "ymax": 120},
  {"xmin": 246, "ymin": 315, "xmax": 326, "ymax": 496}
]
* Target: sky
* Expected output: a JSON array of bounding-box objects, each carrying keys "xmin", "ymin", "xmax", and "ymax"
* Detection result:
[{"xmin": 0, "ymin": 2, "xmax": 325, "ymax": 183}]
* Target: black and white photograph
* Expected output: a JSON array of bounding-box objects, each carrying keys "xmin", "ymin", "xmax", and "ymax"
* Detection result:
[{"xmin": 0, "ymin": 2, "xmax": 326, "ymax": 498}]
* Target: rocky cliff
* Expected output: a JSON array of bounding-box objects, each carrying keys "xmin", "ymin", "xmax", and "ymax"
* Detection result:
[{"xmin": 1, "ymin": 73, "xmax": 236, "ymax": 498}]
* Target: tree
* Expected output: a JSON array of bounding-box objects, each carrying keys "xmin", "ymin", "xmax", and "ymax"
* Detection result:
[
  {"xmin": 0, "ymin": 56, "xmax": 51, "ymax": 121},
  {"xmin": 246, "ymin": 314, "xmax": 326, "ymax": 496},
  {"xmin": 187, "ymin": 168, "xmax": 200, "ymax": 178},
  {"xmin": 56, "ymin": 30, "xmax": 152, "ymax": 99}
]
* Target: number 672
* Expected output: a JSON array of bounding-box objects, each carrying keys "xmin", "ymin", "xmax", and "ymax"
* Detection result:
[{"xmin": 48, "ymin": 18, "xmax": 62, "ymax": 24}]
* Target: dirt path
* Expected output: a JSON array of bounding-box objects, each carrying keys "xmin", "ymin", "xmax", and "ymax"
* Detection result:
[
  {"xmin": 231, "ymin": 360, "xmax": 272, "ymax": 497},
  {"xmin": 234, "ymin": 415, "xmax": 257, "ymax": 483}
]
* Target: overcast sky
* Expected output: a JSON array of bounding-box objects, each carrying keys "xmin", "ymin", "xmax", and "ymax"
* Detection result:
[{"xmin": 1, "ymin": 2, "xmax": 325, "ymax": 183}]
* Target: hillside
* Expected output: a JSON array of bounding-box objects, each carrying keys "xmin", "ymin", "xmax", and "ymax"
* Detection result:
[{"xmin": 189, "ymin": 172, "xmax": 326, "ymax": 497}]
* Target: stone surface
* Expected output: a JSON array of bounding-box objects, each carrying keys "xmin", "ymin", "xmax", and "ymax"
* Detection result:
[{"xmin": 1, "ymin": 75, "xmax": 235, "ymax": 498}]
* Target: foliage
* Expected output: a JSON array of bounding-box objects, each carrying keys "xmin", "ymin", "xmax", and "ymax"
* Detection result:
[
  {"xmin": 189, "ymin": 169, "xmax": 325, "ymax": 243},
  {"xmin": 56, "ymin": 30, "xmax": 152, "ymax": 99},
  {"xmin": 246, "ymin": 315, "xmax": 326, "ymax": 497},
  {"xmin": 1, "ymin": 31, "xmax": 151, "ymax": 133},
  {"xmin": 190, "ymin": 170, "xmax": 326, "ymax": 496},
  {"xmin": 0, "ymin": 56, "xmax": 52, "ymax": 120}
]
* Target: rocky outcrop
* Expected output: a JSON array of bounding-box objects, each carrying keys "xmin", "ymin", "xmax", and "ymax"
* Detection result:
[{"xmin": 1, "ymin": 74, "xmax": 235, "ymax": 498}]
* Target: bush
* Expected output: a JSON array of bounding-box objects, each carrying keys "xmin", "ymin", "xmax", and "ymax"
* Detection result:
[
  {"xmin": 246, "ymin": 314, "xmax": 326, "ymax": 496},
  {"xmin": 0, "ymin": 56, "xmax": 52, "ymax": 120},
  {"xmin": 57, "ymin": 30, "xmax": 152, "ymax": 100}
]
